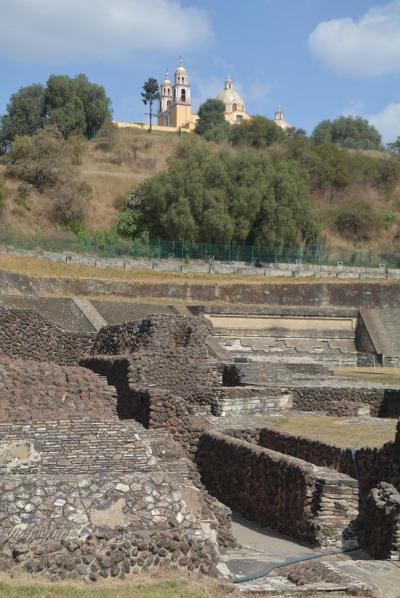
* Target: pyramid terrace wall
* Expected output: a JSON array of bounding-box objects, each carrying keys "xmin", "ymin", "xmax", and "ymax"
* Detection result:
[{"xmin": 0, "ymin": 306, "xmax": 94, "ymax": 365}]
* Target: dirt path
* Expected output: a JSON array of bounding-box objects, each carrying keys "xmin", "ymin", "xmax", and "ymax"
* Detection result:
[{"xmin": 81, "ymin": 169, "xmax": 147, "ymax": 179}]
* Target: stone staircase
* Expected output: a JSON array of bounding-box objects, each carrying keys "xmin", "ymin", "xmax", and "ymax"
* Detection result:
[
  {"xmin": 214, "ymin": 328, "xmax": 360, "ymax": 368},
  {"xmin": 0, "ymin": 419, "xmax": 156, "ymax": 475}
]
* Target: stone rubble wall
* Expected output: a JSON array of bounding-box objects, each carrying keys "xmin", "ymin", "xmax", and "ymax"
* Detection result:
[
  {"xmin": 196, "ymin": 431, "xmax": 359, "ymax": 548},
  {"xmin": 292, "ymin": 386, "xmax": 400, "ymax": 417},
  {"xmin": 0, "ymin": 306, "xmax": 95, "ymax": 365},
  {"xmin": 91, "ymin": 316, "xmax": 216, "ymax": 398},
  {"xmin": 228, "ymin": 424, "xmax": 400, "ymax": 495},
  {"xmin": 0, "ymin": 356, "xmax": 117, "ymax": 422},
  {"xmin": 1, "ymin": 528, "xmax": 220, "ymax": 583},
  {"xmin": 0, "ymin": 472, "xmax": 205, "ymax": 544},
  {"xmin": 364, "ymin": 482, "xmax": 400, "ymax": 560}
]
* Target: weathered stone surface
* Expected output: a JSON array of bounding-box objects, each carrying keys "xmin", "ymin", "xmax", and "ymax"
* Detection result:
[{"xmin": 0, "ymin": 305, "xmax": 94, "ymax": 365}]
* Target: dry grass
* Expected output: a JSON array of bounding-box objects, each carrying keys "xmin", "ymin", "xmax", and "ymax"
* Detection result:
[
  {"xmin": 267, "ymin": 415, "xmax": 397, "ymax": 448},
  {"xmin": 0, "ymin": 572, "xmax": 234, "ymax": 598},
  {"xmin": 334, "ymin": 367, "xmax": 400, "ymax": 385}
]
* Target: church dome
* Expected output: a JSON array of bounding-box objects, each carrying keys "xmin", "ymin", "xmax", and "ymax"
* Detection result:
[
  {"xmin": 175, "ymin": 58, "xmax": 187, "ymax": 74},
  {"xmin": 216, "ymin": 75, "xmax": 245, "ymax": 112}
]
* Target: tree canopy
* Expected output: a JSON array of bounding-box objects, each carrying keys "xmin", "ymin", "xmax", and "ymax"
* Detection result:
[
  {"xmin": 0, "ymin": 84, "xmax": 45, "ymax": 153},
  {"xmin": 195, "ymin": 99, "xmax": 229, "ymax": 139},
  {"xmin": 312, "ymin": 116, "xmax": 382, "ymax": 150},
  {"xmin": 0, "ymin": 74, "xmax": 111, "ymax": 150},
  {"xmin": 141, "ymin": 78, "xmax": 160, "ymax": 132},
  {"xmin": 117, "ymin": 137, "xmax": 319, "ymax": 248},
  {"xmin": 231, "ymin": 115, "xmax": 285, "ymax": 148}
]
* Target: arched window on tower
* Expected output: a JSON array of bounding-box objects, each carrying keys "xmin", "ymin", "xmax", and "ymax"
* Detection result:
[
  {"xmin": 181, "ymin": 89, "xmax": 186, "ymax": 102},
  {"xmin": 232, "ymin": 103, "xmax": 237, "ymax": 112}
]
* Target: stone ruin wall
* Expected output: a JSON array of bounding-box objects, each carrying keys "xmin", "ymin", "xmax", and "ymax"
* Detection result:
[
  {"xmin": 0, "ymin": 306, "xmax": 94, "ymax": 366},
  {"xmin": 0, "ymin": 355, "xmax": 117, "ymax": 422},
  {"xmin": 225, "ymin": 424, "xmax": 400, "ymax": 559},
  {"xmin": 1, "ymin": 305, "xmax": 400, "ymax": 575},
  {"xmin": 196, "ymin": 431, "xmax": 359, "ymax": 549},
  {"xmin": 292, "ymin": 386, "xmax": 400, "ymax": 418},
  {"xmin": 364, "ymin": 482, "xmax": 400, "ymax": 560}
]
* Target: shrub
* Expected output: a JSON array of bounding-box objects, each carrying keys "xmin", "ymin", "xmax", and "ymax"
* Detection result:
[
  {"xmin": 0, "ymin": 181, "xmax": 8, "ymax": 216},
  {"xmin": 4, "ymin": 125, "xmax": 73, "ymax": 191},
  {"xmin": 50, "ymin": 181, "xmax": 91, "ymax": 231},
  {"xmin": 67, "ymin": 133, "xmax": 87, "ymax": 166},
  {"xmin": 331, "ymin": 199, "xmax": 384, "ymax": 241},
  {"xmin": 14, "ymin": 181, "xmax": 33, "ymax": 209}
]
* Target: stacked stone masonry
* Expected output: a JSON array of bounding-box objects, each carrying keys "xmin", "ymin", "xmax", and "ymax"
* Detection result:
[
  {"xmin": 196, "ymin": 431, "xmax": 359, "ymax": 548},
  {"xmin": 0, "ymin": 306, "xmax": 94, "ymax": 365},
  {"xmin": 365, "ymin": 482, "xmax": 400, "ymax": 560},
  {"xmin": 0, "ymin": 356, "xmax": 117, "ymax": 422}
]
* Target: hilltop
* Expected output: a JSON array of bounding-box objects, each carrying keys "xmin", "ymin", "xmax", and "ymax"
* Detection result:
[{"xmin": 0, "ymin": 126, "xmax": 399, "ymax": 258}]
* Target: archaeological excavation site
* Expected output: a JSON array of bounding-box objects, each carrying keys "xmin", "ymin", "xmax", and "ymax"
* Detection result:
[{"xmin": 1, "ymin": 265, "xmax": 400, "ymax": 596}]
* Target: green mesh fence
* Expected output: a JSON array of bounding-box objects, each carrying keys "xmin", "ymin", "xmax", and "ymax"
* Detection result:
[{"xmin": 0, "ymin": 227, "xmax": 400, "ymax": 269}]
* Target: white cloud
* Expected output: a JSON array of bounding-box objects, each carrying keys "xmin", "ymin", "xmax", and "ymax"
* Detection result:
[
  {"xmin": 0, "ymin": 0, "xmax": 212, "ymax": 62},
  {"xmin": 309, "ymin": 1, "xmax": 400, "ymax": 76},
  {"xmin": 369, "ymin": 102, "xmax": 400, "ymax": 143}
]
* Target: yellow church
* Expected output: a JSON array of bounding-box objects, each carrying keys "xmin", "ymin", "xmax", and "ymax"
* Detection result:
[{"xmin": 157, "ymin": 59, "xmax": 290, "ymax": 132}]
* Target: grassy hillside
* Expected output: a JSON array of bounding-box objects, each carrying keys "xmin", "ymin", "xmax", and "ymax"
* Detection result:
[{"xmin": 1, "ymin": 126, "xmax": 400, "ymax": 256}]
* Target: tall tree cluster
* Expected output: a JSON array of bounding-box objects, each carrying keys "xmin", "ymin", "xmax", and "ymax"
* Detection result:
[
  {"xmin": 117, "ymin": 137, "xmax": 320, "ymax": 248},
  {"xmin": 312, "ymin": 116, "xmax": 382, "ymax": 150},
  {"xmin": 0, "ymin": 74, "xmax": 111, "ymax": 151}
]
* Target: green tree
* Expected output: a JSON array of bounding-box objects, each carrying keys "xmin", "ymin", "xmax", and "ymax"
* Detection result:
[
  {"xmin": 287, "ymin": 127, "xmax": 307, "ymax": 139},
  {"xmin": 117, "ymin": 137, "xmax": 319, "ymax": 247},
  {"xmin": 0, "ymin": 75, "xmax": 111, "ymax": 149},
  {"xmin": 387, "ymin": 136, "xmax": 400, "ymax": 155},
  {"xmin": 231, "ymin": 115, "xmax": 285, "ymax": 148},
  {"xmin": 312, "ymin": 116, "xmax": 382, "ymax": 150},
  {"xmin": 311, "ymin": 120, "xmax": 333, "ymax": 145},
  {"xmin": 141, "ymin": 78, "xmax": 160, "ymax": 133},
  {"xmin": 195, "ymin": 99, "xmax": 228, "ymax": 138},
  {"xmin": 45, "ymin": 74, "xmax": 111, "ymax": 138},
  {"xmin": 0, "ymin": 84, "xmax": 45, "ymax": 152}
]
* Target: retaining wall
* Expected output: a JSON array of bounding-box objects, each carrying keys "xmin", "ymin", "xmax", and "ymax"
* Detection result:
[
  {"xmin": 0, "ymin": 356, "xmax": 117, "ymax": 422},
  {"xmin": 227, "ymin": 424, "xmax": 400, "ymax": 495},
  {"xmin": 0, "ymin": 305, "xmax": 94, "ymax": 365},
  {"xmin": 2, "ymin": 527, "xmax": 220, "ymax": 582},
  {"xmin": 292, "ymin": 386, "xmax": 400, "ymax": 417},
  {"xmin": 2, "ymin": 267, "xmax": 400, "ymax": 307},
  {"xmin": 196, "ymin": 431, "xmax": 359, "ymax": 548}
]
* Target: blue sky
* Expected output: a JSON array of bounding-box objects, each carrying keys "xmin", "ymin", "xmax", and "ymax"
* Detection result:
[{"xmin": 1, "ymin": 0, "xmax": 400, "ymax": 141}]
